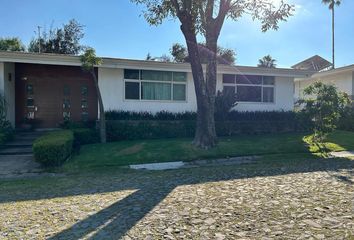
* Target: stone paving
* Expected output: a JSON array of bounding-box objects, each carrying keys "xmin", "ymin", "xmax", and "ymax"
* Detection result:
[
  {"xmin": 0, "ymin": 131, "xmax": 43, "ymax": 178},
  {"xmin": 0, "ymin": 159, "xmax": 353, "ymax": 239}
]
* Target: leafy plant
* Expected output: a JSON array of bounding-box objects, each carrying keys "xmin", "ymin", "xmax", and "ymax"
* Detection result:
[
  {"xmin": 214, "ymin": 90, "xmax": 237, "ymax": 121},
  {"xmin": 297, "ymin": 82, "xmax": 350, "ymax": 142},
  {"xmin": 33, "ymin": 130, "xmax": 74, "ymax": 167}
]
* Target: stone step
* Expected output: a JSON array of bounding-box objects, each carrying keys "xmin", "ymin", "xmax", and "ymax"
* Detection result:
[
  {"xmin": 0, "ymin": 146, "xmax": 33, "ymax": 155},
  {"xmin": 4, "ymin": 140, "xmax": 34, "ymax": 147}
]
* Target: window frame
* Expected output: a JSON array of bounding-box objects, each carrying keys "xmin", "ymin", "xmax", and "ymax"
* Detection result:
[
  {"xmin": 123, "ymin": 69, "xmax": 188, "ymax": 102},
  {"xmin": 222, "ymin": 74, "xmax": 276, "ymax": 104}
]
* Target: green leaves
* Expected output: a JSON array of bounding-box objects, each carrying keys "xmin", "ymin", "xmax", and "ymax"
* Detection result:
[
  {"xmin": 0, "ymin": 37, "xmax": 25, "ymax": 52},
  {"xmin": 80, "ymin": 48, "xmax": 102, "ymax": 72},
  {"xmin": 131, "ymin": 0, "xmax": 295, "ymax": 34},
  {"xmin": 297, "ymin": 82, "xmax": 351, "ymax": 141},
  {"xmin": 322, "ymin": 0, "xmax": 341, "ymax": 10}
]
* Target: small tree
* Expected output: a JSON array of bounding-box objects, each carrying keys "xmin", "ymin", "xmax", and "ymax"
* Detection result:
[
  {"xmin": 258, "ymin": 55, "xmax": 277, "ymax": 68},
  {"xmin": 297, "ymin": 82, "xmax": 350, "ymax": 142},
  {"xmin": 80, "ymin": 48, "xmax": 106, "ymax": 143}
]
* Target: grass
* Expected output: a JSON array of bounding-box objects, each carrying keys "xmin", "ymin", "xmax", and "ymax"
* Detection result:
[{"xmin": 63, "ymin": 131, "xmax": 354, "ymax": 172}]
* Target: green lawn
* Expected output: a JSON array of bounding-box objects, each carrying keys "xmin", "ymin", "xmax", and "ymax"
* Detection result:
[{"xmin": 63, "ymin": 131, "xmax": 354, "ymax": 171}]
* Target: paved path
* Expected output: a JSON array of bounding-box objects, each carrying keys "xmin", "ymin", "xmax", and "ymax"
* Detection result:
[
  {"xmin": 0, "ymin": 161, "xmax": 353, "ymax": 239},
  {"xmin": 0, "ymin": 131, "xmax": 42, "ymax": 178}
]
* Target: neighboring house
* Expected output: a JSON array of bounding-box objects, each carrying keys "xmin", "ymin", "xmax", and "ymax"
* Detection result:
[
  {"xmin": 294, "ymin": 64, "xmax": 354, "ymax": 101},
  {"xmin": 0, "ymin": 51, "xmax": 313, "ymax": 128}
]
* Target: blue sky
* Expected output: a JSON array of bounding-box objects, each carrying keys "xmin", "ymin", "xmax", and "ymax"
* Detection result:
[{"xmin": 0, "ymin": 0, "xmax": 353, "ymax": 68}]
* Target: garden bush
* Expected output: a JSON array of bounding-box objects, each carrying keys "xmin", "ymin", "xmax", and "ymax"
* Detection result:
[
  {"xmin": 0, "ymin": 121, "xmax": 14, "ymax": 146},
  {"xmin": 106, "ymin": 114, "xmax": 310, "ymax": 142},
  {"xmin": 33, "ymin": 130, "xmax": 74, "ymax": 167},
  {"xmin": 72, "ymin": 128, "xmax": 99, "ymax": 145}
]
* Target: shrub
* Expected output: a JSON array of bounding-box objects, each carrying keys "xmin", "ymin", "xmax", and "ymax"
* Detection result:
[
  {"xmin": 33, "ymin": 130, "xmax": 74, "ymax": 167},
  {"xmin": 215, "ymin": 90, "xmax": 237, "ymax": 121},
  {"xmin": 106, "ymin": 120, "xmax": 196, "ymax": 141},
  {"xmin": 297, "ymin": 82, "xmax": 351, "ymax": 141},
  {"xmin": 0, "ymin": 120, "xmax": 14, "ymax": 145},
  {"xmin": 105, "ymin": 110, "xmax": 197, "ymax": 121},
  {"xmin": 72, "ymin": 128, "xmax": 99, "ymax": 145}
]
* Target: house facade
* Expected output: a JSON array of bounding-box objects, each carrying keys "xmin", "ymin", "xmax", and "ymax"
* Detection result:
[
  {"xmin": 294, "ymin": 64, "xmax": 354, "ymax": 101},
  {"xmin": 0, "ymin": 51, "xmax": 313, "ymax": 128}
]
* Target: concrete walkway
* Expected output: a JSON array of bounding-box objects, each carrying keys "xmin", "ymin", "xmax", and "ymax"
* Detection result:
[
  {"xmin": 129, "ymin": 156, "xmax": 259, "ymax": 170},
  {"xmin": 0, "ymin": 131, "xmax": 43, "ymax": 178},
  {"xmin": 330, "ymin": 151, "xmax": 354, "ymax": 158}
]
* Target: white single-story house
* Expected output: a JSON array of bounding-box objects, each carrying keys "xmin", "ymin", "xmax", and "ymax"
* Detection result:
[
  {"xmin": 0, "ymin": 51, "xmax": 314, "ymax": 128},
  {"xmin": 294, "ymin": 64, "xmax": 354, "ymax": 101}
]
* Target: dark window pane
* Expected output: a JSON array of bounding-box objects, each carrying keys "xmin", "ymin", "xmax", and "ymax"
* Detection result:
[
  {"xmin": 81, "ymin": 86, "xmax": 88, "ymax": 96},
  {"xmin": 26, "ymin": 84, "xmax": 33, "ymax": 95},
  {"xmin": 237, "ymin": 86, "xmax": 262, "ymax": 102},
  {"xmin": 63, "ymin": 99, "xmax": 70, "ymax": 109},
  {"xmin": 141, "ymin": 70, "xmax": 172, "ymax": 81},
  {"xmin": 125, "ymin": 82, "xmax": 140, "ymax": 100},
  {"xmin": 124, "ymin": 69, "xmax": 140, "ymax": 79},
  {"xmin": 141, "ymin": 82, "xmax": 171, "ymax": 100},
  {"xmin": 81, "ymin": 99, "xmax": 88, "ymax": 109},
  {"xmin": 263, "ymin": 87, "xmax": 274, "ymax": 103},
  {"xmin": 263, "ymin": 76, "xmax": 275, "ymax": 85},
  {"xmin": 223, "ymin": 74, "xmax": 235, "ymax": 84},
  {"xmin": 63, "ymin": 112, "xmax": 71, "ymax": 120},
  {"xmin": 26, "ymin": 98, "xmax": 34, "ymax": 107},
  {"xmin": 173, "ymin": 84, "xmax": 186, "ymax": 101},
  {"xmin": 81, "ymin": 112, "xmax": 89, "ymax": 122},
  {"xmin": 236, "ymin": 75, "xmax": 262, "ymax": 85},
  {"xmin": 223, "ymin": 86, "xmax": 236, "ymax": 95},
  {"xmin": 63, "ymin": 85, "xmax": 70, "ymax": 96},
  {"xmin": 173, "ymin": 72, "xmax": 187, "ymax": 82}
]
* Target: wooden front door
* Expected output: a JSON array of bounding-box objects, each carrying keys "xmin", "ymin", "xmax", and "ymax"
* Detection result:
[{"xmin": 15, "ymin": 63, "xmax": 98, "ymax": 128}]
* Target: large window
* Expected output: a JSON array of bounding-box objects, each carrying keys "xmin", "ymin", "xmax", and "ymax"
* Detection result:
[
  {"xmin": 124, "ymin": 69, "xmax": 187, "ymax": 101},
  {"xmin": 222, "ymin": 74, "xmax": 275, "ymax": 103}
]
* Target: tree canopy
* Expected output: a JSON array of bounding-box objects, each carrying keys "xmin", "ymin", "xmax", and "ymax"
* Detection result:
[
  {"xmin": 322, "ymin": 0, "xmax": 341, "ymax": 9},
  {"xmin": 0, "ymin": 37, "xmax": 25, "ymax": 52},
  {"xmin": 170, "ymin": 43, "xmax": 236, "ymax": 64},
  {"xmin": 28, "ymin": 19, "xmax": 85, "ymax": 55},
  {"xmin": 258, "ymin": 55, "xmax": 277, "ymax": 68}
]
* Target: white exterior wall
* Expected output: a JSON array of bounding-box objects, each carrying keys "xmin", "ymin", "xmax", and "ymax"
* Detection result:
[
  {"xmin": 0, "ymin": 62, "xmax": 15, "ymax": 126},
  {"xmin": 295, "ymin": 71, "xmax": 353, "ymax": 100},
  {"xmin": 216, "ymin": 76, "xmax": 294, "ymax": 112},
  {"xmin": 98, "ymin": 68, "xmax": 197, "ymax": 113},
  {"xmin": 99, "ymin": 67, "xmax": 295, "ymax": 113}
]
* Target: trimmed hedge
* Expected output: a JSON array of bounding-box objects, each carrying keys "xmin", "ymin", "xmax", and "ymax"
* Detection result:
[
  {"xmin": 106, "ymin": 118, "xmax": 309, "ymax": 142},
  {"xmin": 72, "ymin": 128, "xmax": 99, "ymax": 145},
  {"xmin": 33, "ymin": 130, "xmax": 74, "ymax": 167}
]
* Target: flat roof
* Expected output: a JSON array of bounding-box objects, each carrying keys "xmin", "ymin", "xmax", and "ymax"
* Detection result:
[{"xmin": 0, "ymin": 51, "xmax": 315, "ymax": 78}]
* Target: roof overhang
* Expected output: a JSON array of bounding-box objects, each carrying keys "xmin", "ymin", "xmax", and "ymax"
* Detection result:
[
  {"xmin": 295, "ymin": 64, "xmax": 354, "ymax": 82},
  {"xmin": 0, "ymin": 51, "xmax": 314, "ymax": 78}
]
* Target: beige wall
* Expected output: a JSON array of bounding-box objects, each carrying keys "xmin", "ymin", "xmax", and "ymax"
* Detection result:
[{"xmin": 295, "ymin": 71, "xmax": 353, "ymax": 101}]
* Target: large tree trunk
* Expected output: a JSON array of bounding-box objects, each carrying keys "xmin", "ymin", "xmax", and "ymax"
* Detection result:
[
  {"xmin": 180, "ymin": 19, "xmax": 218, "ymax": 149},
  {"xmin": 91, "ymin": 70, "xmax": 106, "ymax": 143}
]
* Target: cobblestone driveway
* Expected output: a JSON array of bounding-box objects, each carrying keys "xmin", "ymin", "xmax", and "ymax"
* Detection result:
[{"xmin": 0, "ymin": 158, "xmax": 353, "ymax": 239}]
